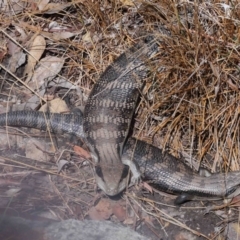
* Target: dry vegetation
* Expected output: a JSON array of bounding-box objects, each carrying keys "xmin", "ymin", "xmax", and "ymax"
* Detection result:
[{"xmin": 0, "ymin": 0, "xmax": 240, "ymax": 239}]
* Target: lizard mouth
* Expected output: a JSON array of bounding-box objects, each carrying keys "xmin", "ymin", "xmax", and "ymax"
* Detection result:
[
  {"xmin": 94, "ymin": 165, "xmax": 130, "ymax": 196},
  {"xmin": 96, "ymin": 178, "xmax": 128, "ymax": 196},
  {"xmin": 95, "ymin": 174, "xmax": 129, "ymax": 196}
]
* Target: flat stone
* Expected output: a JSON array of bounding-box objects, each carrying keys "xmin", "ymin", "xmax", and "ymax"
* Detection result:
[{"xmin": 0, "ymin": 215, "xmax": 149, "ymax": 240}]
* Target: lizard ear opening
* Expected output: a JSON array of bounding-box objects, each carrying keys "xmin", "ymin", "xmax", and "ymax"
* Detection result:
[
  {"xmin": 121, "ymin": 165, "xmax": 129, "ymax": 180},
  {"xmin": 95, "ymin": 166, "xmax": 103, "ymax": 178}
]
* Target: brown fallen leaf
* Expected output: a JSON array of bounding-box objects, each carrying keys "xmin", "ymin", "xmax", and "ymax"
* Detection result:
[
  {"xmin": 57, "ymin": 160, "xmax": 70, "ymax": 173},
  {"xmin": 28, "ymin": 56, "xmax": 65, "ymax": 89},
  {"xmin": 37, "ymin": 0, "xmax": 49, "ymax": 11},
  {"xmin": 24, "ymin": 35, "xmax": 46, "ymax": 81},
  {"xmin": 120, "ymin": 0, "xmax": 134, "ymax": 6},
  {"xmin": 88, "ymin": 198, "xmax": 113, "ymax": 220},
  {"xmin": 74, "ymin": 145, "xmax": 91, "ymax": 159},
  {"xmin": 39, "ymin": 98, "xmax": 69, "ymax": 113},
  {"xmin": 112, "ymin": 203, "xmax": 127, "ymax": 222},
  {"xmin": 230, "ymin": 195, "xmax": 240, "ymax": 207}
]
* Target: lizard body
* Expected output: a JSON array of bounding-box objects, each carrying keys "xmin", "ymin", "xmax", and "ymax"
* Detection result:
[{"xmin": 1, "ymin": 111, "xmax": 240, "ymax": 203}]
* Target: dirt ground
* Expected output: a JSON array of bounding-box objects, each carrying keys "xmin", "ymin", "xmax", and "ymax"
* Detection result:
[
  {"xmin": 0, "ymin": 131, "xmax": 239, "ymax": 239},
  {"xmin": 0, "ymin": 0, "xmax": 240, "ymax": 239}
]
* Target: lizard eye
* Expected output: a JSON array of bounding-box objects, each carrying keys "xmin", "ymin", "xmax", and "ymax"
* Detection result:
[
  {"xmin": 95, "ymin": 166, "xmax": 103, "ymax": 178},
  {"xmin": 121, "ymin": 165, "xmax": 129, "ymax": 180}
]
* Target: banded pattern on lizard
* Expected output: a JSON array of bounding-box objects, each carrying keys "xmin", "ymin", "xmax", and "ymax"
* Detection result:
[
  {"xmin": 83, "ymin": 35, "xmax": 159, "ymax": 195},
  {"xmin": 1, "ymin": 111, "xmax": 240, "ymax": 204}
]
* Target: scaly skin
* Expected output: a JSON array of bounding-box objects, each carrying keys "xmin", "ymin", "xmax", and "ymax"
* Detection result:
[
  {"xmin": 123, "ymin": 138, "xmax": 240, "ymax": 204},
  {"xmin": 1, "ymin": 111, "xmax": 240, "ymax": 203},
  {"xmin": 83, "ymin": 35, "xmax": 158, "ymax": 195},
  {"xmin": 0, "ymin": 111, "xmax": 84, "ymax": 138}
]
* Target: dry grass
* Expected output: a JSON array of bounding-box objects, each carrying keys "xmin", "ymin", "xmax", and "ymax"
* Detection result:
[{"xmin": 133, "ymin": 1, "xmax": 240, "ymax": 173}]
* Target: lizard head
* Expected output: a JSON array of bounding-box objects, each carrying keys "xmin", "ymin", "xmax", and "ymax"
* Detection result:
[{"xmin": 95, "ymin": 163, "xmax": 129, "ymax": 196}]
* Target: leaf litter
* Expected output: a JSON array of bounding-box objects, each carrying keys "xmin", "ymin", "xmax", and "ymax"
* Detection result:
[{"xmin": 0, "ymin": 0, "xmax": 240, "ymax": 239}]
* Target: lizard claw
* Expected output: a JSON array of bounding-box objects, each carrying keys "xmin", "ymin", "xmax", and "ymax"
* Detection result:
[{"xmin": 122, "ymin": 157, "xmax": 141, "ymax": 187}]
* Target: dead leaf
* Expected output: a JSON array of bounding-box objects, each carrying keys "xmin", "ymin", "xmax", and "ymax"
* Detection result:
[
  {"xmin": 28, "ymin": 56, "xmax": 65, "ymax": 90},
  {"xmin": 230, "ymin": 195, "xmax": 240, "ymax": 207},
  {"xmin": 38, "ymin": 0, "xmax": 49, "ymax": 11},
  {"xmin": 39, "ymin": 98, "xmax": 69, "ymax": 113},
  {"xmin": 0, "ymin": 0, "xmax": 27, "ymax": 15},
  {"xmin": 24, "ymin": 35, "xmax": 46, "ymax": 81},
  {"xmin": 88, "ymin": 198, "xmax": 113, "ymax": 220},
  {"xmin": 112, "ymin": 203, "xmax": 127, "ymax": 221},
  {"xmin": 74, "ymin": 146, "xmax": 91, "ymax": 159},
  {"xmin": 39, "ymin": 2, "xmax": 73, "ymax": 14},
  {"xmin": 120, "ymin": 0, "xmax": 134, "ymax": 6},
  {"xmin": 51, "ymin": 31, "xmax": 80, "ymax": 40},
  {"xmin": 12, "ymin": 89, "xmax": 45, "ymax": 111},
  {"xmin": 57, "ymin": 159, "xmax": 70, "ymax": 173},
  {"xmin": 8, "ymin": 51, "xmax": 25, "ymax": 73},
  {"xmin": 7, "ymin": 30, "xmax": 27, "ymax": 72},
  {"xmin": 41, "ymin": 31, "xmax": 81, "ymax": 41},
  {"xmin": 82, "ymin": 32, "xmax": 92, "ymax": 43}
]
